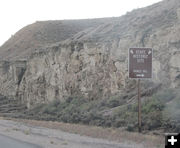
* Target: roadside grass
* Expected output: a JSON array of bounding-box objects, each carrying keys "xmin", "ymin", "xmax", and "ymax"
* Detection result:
[
  {"xmin": 24, "ymin": 88, "xmax": 179, "ymax": 132},
  {"xmin": 12, "ymin": 128, "xmax": 20, "ymax": 131},
  {"xmin": 61, "ymin": 141, "xmax": 68, "ymax": 145},
  {"xmin": 50, "ymin": 140, "xmax": 54, "ymax": 144},
  {"xmin": 23, "ymin": 129, "xmax": 30, "ymax": 135},
  {"xmin": 1, "ymin": 87, "xmax": 178, "ymax": 148},
  {"xmin": 12, "ymin": 118, "xmax": 164, "ymax": 148}
]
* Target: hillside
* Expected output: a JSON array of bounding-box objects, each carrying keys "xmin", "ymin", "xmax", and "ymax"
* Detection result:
[
  {"xmin": 0, "ymin": 0, "xmax": 180, "ymax": 132},
  {"xmin": 0, "ymin": 18, "xmax": 116, "ymax": 60}
]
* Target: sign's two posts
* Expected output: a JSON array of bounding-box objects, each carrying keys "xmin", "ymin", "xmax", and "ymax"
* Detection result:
[{"xmin": 128, "ymin": 47, "xmax": 152, "ymax": 132}]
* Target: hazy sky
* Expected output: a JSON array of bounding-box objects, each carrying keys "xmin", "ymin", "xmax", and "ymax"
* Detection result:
[{"xmin": 0, "ymin": 0, "xmax": 162, "ymax": 46}]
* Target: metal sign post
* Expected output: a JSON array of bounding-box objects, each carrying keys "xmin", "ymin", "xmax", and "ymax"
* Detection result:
[
  {"xmin": 138, "ymin": 79, "xmax": 141, "ymax": 133},
  {"xmin": 128, "ymin": 47, "xmax": 152, "ymax": 133}
]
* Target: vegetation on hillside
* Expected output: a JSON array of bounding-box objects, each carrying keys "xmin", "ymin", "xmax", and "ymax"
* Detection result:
[{"xmin": 23, "ymin": 88, "xmax": 180, "ymax": 133}]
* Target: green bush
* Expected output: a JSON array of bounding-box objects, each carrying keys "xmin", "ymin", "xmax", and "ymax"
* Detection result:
[
  {"xmin": 25, "ymin": 89, "xmax": 179, "ymax": 132},
  {"xmin": 142, "ymin": 98, "xmax": 165, "ymax": 113},
  {"xmin": 162, "ymin": 90, "xmax": 180, "ymax": 132},
  {"xmin": 153, "ymin": 88, "xmax": 176, "ymax": 103}
]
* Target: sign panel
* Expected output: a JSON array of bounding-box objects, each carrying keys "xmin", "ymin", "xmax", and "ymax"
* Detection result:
[{"xmin": 129, "ymin": 48, "xmax": 152, "ymax": 78}]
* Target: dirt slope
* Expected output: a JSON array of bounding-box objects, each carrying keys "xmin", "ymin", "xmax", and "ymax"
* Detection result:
[{"xmin": 0, "ymin": 18, "xmax": 116, "ymax": 61}]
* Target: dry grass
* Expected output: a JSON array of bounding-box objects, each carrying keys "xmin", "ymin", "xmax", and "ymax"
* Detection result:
[
  {"xmin": 9, "ymin": 118, "xmax": 164, "ymax": 148},
  {"xmin": 50, "ymin": 140, "xmax": 54, "ymax": 144},
  {"xmin": 23, "ymin": 129, "xmax": 30, "ymax": 135}
]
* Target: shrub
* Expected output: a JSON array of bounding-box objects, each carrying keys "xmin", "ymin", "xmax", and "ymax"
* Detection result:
[
  {"xmin": 162, "ymin": 90, "xmax": 180, "ymax": 132},
  {"xmin": 25, "ymin": 89, "xmax": 179, "ymax": 132}
]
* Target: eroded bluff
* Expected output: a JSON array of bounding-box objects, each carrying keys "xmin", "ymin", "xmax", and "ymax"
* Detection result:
[
  {"xmin": 17, "ymin": 41, "xmax": 128, "ymax": 108},
  {"xmin": 1, "ymin": 0, "xmax": 180, "ymax": 108},
  {"xmin": 17, "ymin": 38, "xmax": 179, "ymax": 108}
]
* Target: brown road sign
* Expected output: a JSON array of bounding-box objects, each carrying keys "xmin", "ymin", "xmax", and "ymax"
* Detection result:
[{"xmin": 129, "ymin": 48, "xmax": 152, "ymax": 78}]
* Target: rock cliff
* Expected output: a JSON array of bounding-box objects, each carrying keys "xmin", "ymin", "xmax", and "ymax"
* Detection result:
[{"xmin": 0, "ymin": 0, "xmax": 180, "ymax": 108}]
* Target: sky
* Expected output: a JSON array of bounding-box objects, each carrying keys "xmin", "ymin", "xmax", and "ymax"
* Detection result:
[{"xmin": 0, "ymin": 0, "xmax": 162, "ymax": 46}]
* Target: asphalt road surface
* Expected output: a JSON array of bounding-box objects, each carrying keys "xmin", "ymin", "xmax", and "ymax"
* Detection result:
[{"xmin": 0, "ymin": 134, "xmax": 41, "ymax": 148}]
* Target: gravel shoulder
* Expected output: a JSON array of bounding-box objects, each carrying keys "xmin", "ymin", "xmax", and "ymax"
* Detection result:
[{"xmin": 0, "ymin": 117, "xmax": 164, "ymax": 148}]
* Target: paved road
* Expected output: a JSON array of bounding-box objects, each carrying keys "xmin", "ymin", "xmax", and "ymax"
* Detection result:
[{"xmin": 0, "ymin": 134, "xmax": 42, "ymax": 148}]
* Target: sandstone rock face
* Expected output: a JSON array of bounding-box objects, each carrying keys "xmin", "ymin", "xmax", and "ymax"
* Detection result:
[
  {"xmin": 18, "ymin": 33, "xmax": 180, "ymax": 108},
  {"xmin": 17, "ymin": 42, "xmax": 128, "ymax": 108},
  {"xmin": 0, "ymin": 0, "xmax": 180, "ymax": 108},
  {"xmin": 0, "ymin": 61, "xmax": 26, "ymax": 97}
]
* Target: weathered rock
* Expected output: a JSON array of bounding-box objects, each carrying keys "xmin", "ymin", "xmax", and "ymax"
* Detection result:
[
  {"xmin": 0, "ymin": 60, "xmax": 26, "ymax": 97},
  {"xmin": 17, "ymin": 42, "xmax": 127, "ymax": 108},
  {"xmin": 0, "ymin": 0, "xmax": 180, "ymax": 108}
]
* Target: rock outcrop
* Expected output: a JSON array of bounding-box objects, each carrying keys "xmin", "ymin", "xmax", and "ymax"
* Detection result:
[
  {"xmin": 0, "ymin": 0, "xmax": 180, "ymax": 108},
  {"xmin": 0, "ymin": 60, "xmax": 26, "ymax": 97}
]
